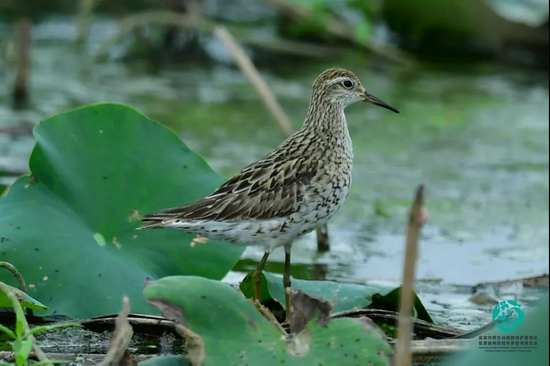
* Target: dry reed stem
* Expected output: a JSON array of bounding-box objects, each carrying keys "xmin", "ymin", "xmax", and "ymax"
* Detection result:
[
  {"xmin": 394, "ymin": 185, "xmax": 425, "ymax": 366},
  {"xmin": 213, "ymin": 25, "xmax": 294, "ymax": 137},
  {"xmin": 13, "ymin": 18, "xmax": 31, "ymax": 108}
]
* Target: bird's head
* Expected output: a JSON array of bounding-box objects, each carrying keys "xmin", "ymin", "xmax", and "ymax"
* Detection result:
[{"xmin": 313, "ymin": 68, "xmax": 399, "ymax": 113}]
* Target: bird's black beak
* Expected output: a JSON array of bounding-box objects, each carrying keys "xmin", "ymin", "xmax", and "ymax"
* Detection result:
[{"xmin": 363, "ymin": 92, "xmax": 399, "ymax": 113}]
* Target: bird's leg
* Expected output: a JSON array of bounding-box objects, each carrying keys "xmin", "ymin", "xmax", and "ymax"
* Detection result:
[
  {"xmin": 253, "ymin": 249, "xmax": 271, "ymax": 301},
  {"xmin": 283, "ymin": 243, "xmax": 292, "ymax": 322}
]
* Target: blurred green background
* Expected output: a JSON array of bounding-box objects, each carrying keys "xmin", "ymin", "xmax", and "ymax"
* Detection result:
[{"xmin": 0, "ymin": 0, "xmax": 548, "ymax": 330}]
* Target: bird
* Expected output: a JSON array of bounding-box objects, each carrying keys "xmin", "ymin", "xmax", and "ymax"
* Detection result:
[{"xmin": 139, "ymin": 68, "xmax": 399, "ymax": 321}]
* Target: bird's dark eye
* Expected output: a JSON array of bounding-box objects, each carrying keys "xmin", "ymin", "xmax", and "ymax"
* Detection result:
[{"xmin": 341, "ymin": 80, "xmax": 354, "ymax": 89}]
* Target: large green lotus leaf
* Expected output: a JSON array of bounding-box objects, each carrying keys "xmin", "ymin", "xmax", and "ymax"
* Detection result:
[
  {"xmin": 0, "ymin": 103, "xmax": 245, "ymax": 319},
  {"xmin": 143, "ymin": 276, "xmax": 392, "ymax": 366},
  {"xmin": 240, "ymin": 272, "xmax": 433, "ymax": 322},
  {"xmin": 240, "ymin": 272, "xmax": 382, "ymax": 312}
]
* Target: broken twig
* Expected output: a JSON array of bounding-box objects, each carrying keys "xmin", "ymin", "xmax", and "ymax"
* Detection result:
[{"xmin": 99, "ymin": 296, "xmax": 134, "ymax": 366}]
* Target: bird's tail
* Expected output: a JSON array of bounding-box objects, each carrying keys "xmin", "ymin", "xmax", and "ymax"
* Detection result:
[
  {"xmin": 138, "ymin": 198, "xmax": 208, "ymax": 230},
  {"xmin": 138, "ymin": 211, "xmax": 177, "ymax": 230},
  {"xmin": 137, "ymin": 221, "xmax": 163, "ymax": 230}
]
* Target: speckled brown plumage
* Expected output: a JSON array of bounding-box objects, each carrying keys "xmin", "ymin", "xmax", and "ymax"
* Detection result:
[
  {"xmin": 139, "ymin": 68, "xmax": 398, "ymax": 319},
  {"xmin": 143, "ymin": 155, "xmax": 316, "ymax": 223}
]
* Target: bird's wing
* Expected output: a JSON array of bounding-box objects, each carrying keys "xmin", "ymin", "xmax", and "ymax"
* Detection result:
[{"xmin": 140, "ymin": 155, "xmax": 317, "ymax": 227}]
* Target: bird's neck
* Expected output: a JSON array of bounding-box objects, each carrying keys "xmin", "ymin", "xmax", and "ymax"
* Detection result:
[
  {"xmin": 303, "ymin": 98, "xmax": 348, "ymax": 135},
  {"xmin": 295, "ymin": 97, "xmax": 353, "ymax": 163}
]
